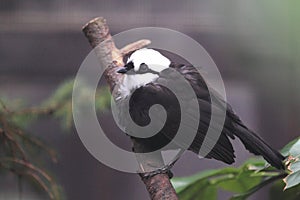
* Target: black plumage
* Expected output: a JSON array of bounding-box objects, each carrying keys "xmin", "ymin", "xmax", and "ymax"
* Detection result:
[{"xmin": 119, "ymin": 49, "xmax": 285, "ymax": 170}]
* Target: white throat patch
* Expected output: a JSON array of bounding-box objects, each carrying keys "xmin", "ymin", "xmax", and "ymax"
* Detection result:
[{"xmin": 118, "ymin": 73, "xmax": 159, "ymax": 99}]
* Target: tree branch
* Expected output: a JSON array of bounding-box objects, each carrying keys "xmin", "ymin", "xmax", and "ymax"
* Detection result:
[{"xmin": 82, "ymin": 17, "xmax": 178, "ymax": 200}]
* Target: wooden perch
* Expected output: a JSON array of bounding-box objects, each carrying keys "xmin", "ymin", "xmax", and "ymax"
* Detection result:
[{"xmin": 82, "ymin": 17, "xmax": 178, "ymax": 200}]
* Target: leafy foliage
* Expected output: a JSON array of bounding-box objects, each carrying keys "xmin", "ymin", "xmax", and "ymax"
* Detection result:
[
  {"xmin": 0, "ymin": 79, "xmax": 112, "ymax": 199},
  {"xmin": 172, "ymin": 137, "xmax": 300, "ymax": 200},
  {"xmin": 283, "ymin": 137, "xmax": 300, "ymax": 190},
  {"xmin": 0, "ymin": 112, "xmax": 62, "ymax": 199},
  {"xmin": 172, "ymin": 159, "xmax": 281, "ymax": 200}
]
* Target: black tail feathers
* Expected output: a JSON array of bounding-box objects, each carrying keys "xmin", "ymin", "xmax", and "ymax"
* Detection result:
[{"xmin": 234, "ymin": 125, "xmax": 285, "ymax": 170}]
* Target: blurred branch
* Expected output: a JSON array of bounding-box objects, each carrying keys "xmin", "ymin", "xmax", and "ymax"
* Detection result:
[
  {"xmin": 0, "ymin": 78, "xmax": 110, "ymax": 199},
  {"xmin": 82, "ymin": 17, "xmax": 178, "ymax": 200},
  {"xmin": 0, "ymin": 111, "xmax": 62, "ymax": 199},
  {"xmin": 120, "ymin": 39, "xmax": 151, "ymax": 56},
  {"xmin": 10, "ymin": 104, "xmax": 61, "ymax": 116}
]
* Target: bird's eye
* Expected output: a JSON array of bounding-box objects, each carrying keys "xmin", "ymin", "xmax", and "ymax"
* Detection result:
[{"xmin": 139, "ymin": 63, "xmax": 148, "ymax": 71}]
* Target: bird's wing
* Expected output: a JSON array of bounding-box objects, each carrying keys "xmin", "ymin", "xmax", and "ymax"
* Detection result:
[
  {"xmin": 170, "ymin": 63, "xmax": 284, "ymax": 168},
  {"xmin": 129, "ymin": 63, "xmax": 284, "ymax": 169},
  {"xmin": 168, "ymin": 63, "xmax": 236, "ymax": 163},
  {"xmin": 128, "ymin": 63, "xmax": 236, "ymax": 164}
]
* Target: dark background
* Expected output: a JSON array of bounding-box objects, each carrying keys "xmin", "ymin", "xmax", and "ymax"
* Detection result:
[{"xmin": 1, "ymin": 1, "xmax": 299, "ymax": 199}]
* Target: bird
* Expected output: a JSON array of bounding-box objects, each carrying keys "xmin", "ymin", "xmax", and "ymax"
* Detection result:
[{"xmin": 116, "ymin": 48, "xmax": 285, "ymax": 170}]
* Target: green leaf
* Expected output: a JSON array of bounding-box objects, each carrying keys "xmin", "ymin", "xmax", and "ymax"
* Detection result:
[
  {"xmin": 172, "ymin": 168, "xmax": 225, "ymax": 193},
  {"xmin": 172, "ymin": 161, "xmax": 270, "ymax": 200},
  {"xmin": 230, "ymin": 175, "xmax": 284, "ymax": 200},
  {"xmin": 172, "ymin": 168, "xmax": 237, "ymax": 200},
  {"xmin": 289, "ymin": 140, "xmax": 300, "ymax": 158},
  {"xmin": 281, "ymin": 136, "xmax": 300, "ymax": 156},
  {"xmin": 171, "ymin": 137, "xmax": 300, "ymax": 200},
  {"xmin": 178, "ymin": 179, "xmax": 217, "ymax": 200},
  {"xmin": 218, "ymin": 166, "xmax": 262, "ymax": 193},
  {"xmin": 281, "ymin": 137, "xmax": 300, "ymax": 190},
  {"xmin": 289, "ymin": 160, "xmax": 300, "ymax": 172},
  {"xmin": 284, "ymin": 171, "xmax": 300, "ymax": 190}
]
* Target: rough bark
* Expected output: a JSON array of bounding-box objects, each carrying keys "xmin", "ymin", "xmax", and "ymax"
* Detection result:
[{"xmin": 82, "ymin": 17, "xmax": 178, "ymax": 200}]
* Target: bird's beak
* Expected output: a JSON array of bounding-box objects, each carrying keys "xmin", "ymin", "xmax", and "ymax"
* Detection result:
[{"xmin": 117, "ymin": 67, "xmax": 128, "ymax": 74}]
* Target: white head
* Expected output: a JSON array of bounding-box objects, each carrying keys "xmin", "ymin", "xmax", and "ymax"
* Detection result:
[{"xmin": 117, "ymin": 48, "xmax": 171, "ymax": 98}]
